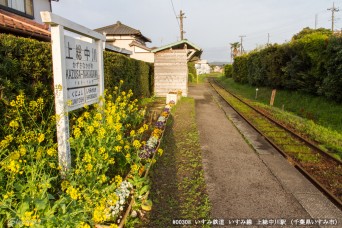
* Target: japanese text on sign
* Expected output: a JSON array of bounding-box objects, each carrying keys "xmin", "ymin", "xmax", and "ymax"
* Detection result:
[{"xmin": 64, "ymin": 36, "xmax": 99, "ymax": 111}]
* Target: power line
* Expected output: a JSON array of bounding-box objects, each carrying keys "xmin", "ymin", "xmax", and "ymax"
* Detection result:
[
  {"xmin": 170, "ymin": 0, "xmax": 180, "ymax": 28},
  {"xmin": 327, "ymin": 2, "xmax": 340, "ymax": 31},
  {"xmin": 239, "ymin": 35, "xmax": 246, "ymax": 54}
]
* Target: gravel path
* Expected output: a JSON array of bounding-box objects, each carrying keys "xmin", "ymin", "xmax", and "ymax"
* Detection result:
[{"xmin": 189, "ymin": 83, "xmax": 341, "ymax": 227}]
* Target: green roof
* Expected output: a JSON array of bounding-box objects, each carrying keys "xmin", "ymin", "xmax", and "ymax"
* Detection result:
[{"xmin": 152, "ymin": 39, "xmax": 202, "ymax": 53}]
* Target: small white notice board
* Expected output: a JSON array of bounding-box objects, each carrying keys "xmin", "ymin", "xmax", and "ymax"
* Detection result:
[{"xmin": 41, "ymin": 11, "xmax": 105, "ymax": 173}]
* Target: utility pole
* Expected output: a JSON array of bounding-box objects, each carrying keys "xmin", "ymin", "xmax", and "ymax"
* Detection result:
[
  {"xmin": 315, "ymin": 14, "xmax": 318, "ymax": 29},
  {"xmin": 177, "ymin": 10, "xmax": 186, "ymax": 40},
  {"xmin": 239, "ymin": 35, "xmax": 246, "ymax": 54},
  {"xmin": 327, "ymin": 2, "xmax": 339, "ymax": 32},
  {"xmin": 267, "ymin": 33, "xmax": 270, "ymax": 45}
]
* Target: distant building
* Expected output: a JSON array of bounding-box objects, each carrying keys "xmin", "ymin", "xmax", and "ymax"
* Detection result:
[
  {"xmin": 0, "ymin": 0, "xmax": 56, "ymax": 41},
  {"xmin": 213, "ymin": 65, "xmax": 223, "ymax": 73},
  {"xmin": 94, "ymin": 21, "xmax": 154, "ymax": 63},
  {"xmin": 195, "ymin": 60, "xmax": 211, "ymax": 75}
]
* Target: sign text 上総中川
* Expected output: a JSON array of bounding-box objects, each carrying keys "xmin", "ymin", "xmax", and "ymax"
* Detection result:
[{"xmin": 64, "ymin": 36, "xmax": 99, "ymax": 111}]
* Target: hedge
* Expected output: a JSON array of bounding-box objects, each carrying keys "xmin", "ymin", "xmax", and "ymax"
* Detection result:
[
  {"xmin": 224, "ymin": 64, "xmax": 233, "ymax": 78},
  {"xmin": 0, "ymin": 33, "xmax": 154, "ymax": 137},
  {"xmin": 188, "ymin": 62, "xmax": 197, "ymax": 82},
  {"xmin": 231, "ymin": 28, "xmax": 342, "ymax": 102}
]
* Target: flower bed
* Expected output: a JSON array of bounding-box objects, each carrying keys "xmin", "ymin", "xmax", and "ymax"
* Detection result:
[
  {"xmin": 93, "ymin": 103, "xmax": 172, "ymax": 227},
  {"xmin": 0, "ymin": 80, "xmax": 173, "ymax": 227}
]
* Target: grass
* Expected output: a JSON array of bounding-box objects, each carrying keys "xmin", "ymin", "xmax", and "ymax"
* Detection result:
[
  {"xmin": 190, "ymin": 72, "xmax": 223, "ymax": 84},
  {"xmin": 211, "ymin": 82, "xmax": 342, "ymax": 199},
  {"xmin": 140, "ymin": 97, "xmax": 211, "ymax": 227},
  {"xmin": 218, "ymin": 77, "xmax": 342, "ymax": 159},
  {"xmin": 218, "ymin": 77, "xmax": 342, "ymax": 134}
]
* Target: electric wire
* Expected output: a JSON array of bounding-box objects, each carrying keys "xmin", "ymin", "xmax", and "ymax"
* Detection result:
[{"xmin": 170, "ymin": 0, "xmax": 180, "ymax": 28}]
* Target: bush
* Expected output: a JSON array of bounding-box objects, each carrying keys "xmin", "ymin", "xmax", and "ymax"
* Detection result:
[
  {"xmin": 188, "ymin": 62, "xmax": 197, "ymax": 82},
  {"xmin": 322, "ymin": 36, "xmax": 342, "ymax": 102},
  {"xmin": 0, "ymin": 34, "xmax": 154, "ymax": 137},
  {"xmin": 103, "ymin": 51, "xmax": 153, "ymax": 98},
  {"xmin": 231, "ymin": 28, "xmax": 342, "ymax": 102},
  {"xmin": 232, "ymin": 55, "xmax": 248, "ymax": 83},
  {"xmin": 224, "ymin": 64, "xmax": 233, "ymax": 78}
]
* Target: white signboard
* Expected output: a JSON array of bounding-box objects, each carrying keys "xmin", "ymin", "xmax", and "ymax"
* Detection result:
[
  {"xmin": 41, "ymin": 12, "xmax": 105, "ymax": 173},
  {"xmin": 64, "ymin": 36, "xmax": 100, "ymax": 111}
]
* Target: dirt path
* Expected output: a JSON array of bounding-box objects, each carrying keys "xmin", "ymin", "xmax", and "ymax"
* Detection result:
[{"xmin": 190, "ymin": 83, "xmax": 315, "ymax": 225}]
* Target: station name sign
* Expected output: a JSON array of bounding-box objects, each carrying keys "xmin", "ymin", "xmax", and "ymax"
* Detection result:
[
  {"xmin": 41, "ymin": 11, "xmax": 105, "ymax": 172},
  {"xmin": 64, "ymin": 36, "xmax": 100, "ymax": 111}
]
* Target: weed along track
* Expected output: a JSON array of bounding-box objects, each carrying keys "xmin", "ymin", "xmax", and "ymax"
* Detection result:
[{"xmin": 208, "ymin": 78, "xmax": 342, "ymax": 209}]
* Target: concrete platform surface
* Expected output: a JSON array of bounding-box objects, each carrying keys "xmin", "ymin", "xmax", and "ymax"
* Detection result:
[{"xmin": 189, "ymin": 83, "xmax": 341, "ymax": 227}]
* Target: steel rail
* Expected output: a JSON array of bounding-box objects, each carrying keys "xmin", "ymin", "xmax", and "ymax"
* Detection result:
[
  {"xmin": 211, "ymin": 78, "xmax": 342, "ymax": 165},
  {"xmin": 208, "ymin": 78, "xmax": 342, "ymax": 210}
]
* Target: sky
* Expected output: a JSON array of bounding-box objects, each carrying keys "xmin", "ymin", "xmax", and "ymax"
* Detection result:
[{"xmin": 52, "ymin": 0, "xmax": 342, "ymax": 63}]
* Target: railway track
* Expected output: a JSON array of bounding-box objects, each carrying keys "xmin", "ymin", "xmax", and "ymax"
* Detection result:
[{"xmin": 208, "ymin": 78, "xmax": 342, "ymax": 210}]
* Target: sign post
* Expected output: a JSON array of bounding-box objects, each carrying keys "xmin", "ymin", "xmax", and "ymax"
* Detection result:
[
  {"xmin": 270, "ymin": 89, "xmax": 277, "ymax": 106},
  {"xmin": 41, "ymin": 12, "xmax": 105, "ymax": 173}
]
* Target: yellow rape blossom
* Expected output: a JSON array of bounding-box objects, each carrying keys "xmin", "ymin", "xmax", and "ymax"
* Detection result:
[
  {"xmin": 66, "ymin": 186, "xmax": 79, "ymax": 200},
  {"xmin": 99, "ymin": 147, "xmax": 106, "ymax": 154},
  {"xmin": 15, "ymin": 94, "xmax": 25, "ymax": 107},
  {"xmin": 77, "ymin": 222, "xmax": 91, "ymax": 228},
  {"xmin": 131, "ymin": 164, "xmax": 138, "ymax": 172},
  {"xmin": 114, "ymin": 146, "xmax": 122, "ymax": 152},
  {"xmin": 124, "ymin": 145, "xmax": 130, "ymax": 151},
  {"xmin": 108, "ymin": 158, "xmax": 115, "ymax": 165},
  {"xmin": 114, "ymin": 175, "xmax": 122, "ymax": 187},
  {"xmin": 158, "ymin": 148, "xmax": 163, "ymax": 156},
  {"xmin": 61, "ymin": 180, "xmax": 70, "ymax": 191},
  {"xmin": 21, "ymin": 211, "xmax": 39, "ymax": 227},
  {"xmin": 3, "ymin": 191, "xmax": 14, "ymax": 200},
  {"xmin": 47, "ymin": 148, "xmax": 56, "ymax": 157},
  {"xmin": 73, "ymin": 127, "xmax": 81, "ymax": 139},
  {"xmin": 86, "ymin": 163, "xmax": 93, "ymax": 171},
  {"xmin": 37, "ymin": 133, "xmax": 45, "ymax": 143},
  {"xmin": 95, "ymin": 113, "xmax": 102, "ymax": 121},
  {"xmin": 9, "ymin": 120, "xmax": 19, "ymax": 129},
  {"xmin": 37, "ymin": 97, "xmax": 44, "ymax": 107},
  {"xmin": 137, "ymin": 127, "xmax": 144, "ymax": 134},
  {"xmin": 86, "ymin": 125, "xmax": 94, "ymax": 134},
  {"xmin": 19, "ymin": 146, "xmax": 27, "ymax": 156},
  {"xmin": 93, "ymin": 121, "xmax": 100, "ymax": 128},
  {"xmin": 82, "ymin": 153, "xmax": 92, "ymax": 163},
  {"xmin": 7, "ymin": 160, "xmax": 20, "ymax": 173},
  {"xmin": 107, "ymin": 193, "xmax": 119, "ymax": 206},
  {"xmin": 133, "ymin": 140, "xmax": 141, "ymax": 149},
  {"xmin": 98, "ymin": 174, "xmax": 107, "ymax": 184},
  {"xmin": 83, "ymin": 111, "xmax": 90, "ymax": 119},
  {"xmin": 97, "ymin": 128, "xmax": 106, "ymax": 139},
  {"xmin": 103, "ymin": 153, "xmax": 109, "ymax": 160},
  {"xmin": 93, "ymin": 205, "xmax": 106, "ymax": 223}
]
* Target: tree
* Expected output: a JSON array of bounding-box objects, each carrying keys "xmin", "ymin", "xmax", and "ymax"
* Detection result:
[
  {"xmin": 292, "ymin": 27, "xmax": 332, "ymax": 41},
  {"xmin": 230, "ymin": 42, "xmax": 241, "ymax": 60}
]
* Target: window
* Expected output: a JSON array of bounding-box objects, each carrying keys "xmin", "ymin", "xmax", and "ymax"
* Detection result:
[{"xmin": 0, "ymin": 0, "xmax": 34, "ymax": 17}]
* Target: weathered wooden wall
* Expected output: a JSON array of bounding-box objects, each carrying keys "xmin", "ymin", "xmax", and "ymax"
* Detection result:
[{"xmin": 154, "ymin": 49, "xmax": 188, "ymax": 97}]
